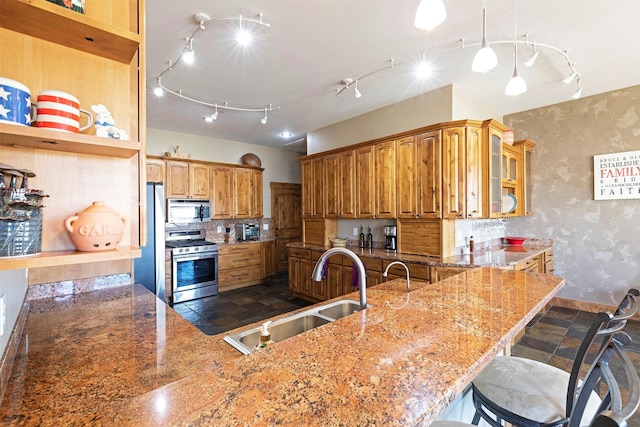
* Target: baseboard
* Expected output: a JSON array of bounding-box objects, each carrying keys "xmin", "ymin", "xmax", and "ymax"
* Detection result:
[{"xmin": 551, "ymin": 296, "xmax": 640, "ymax": 321}]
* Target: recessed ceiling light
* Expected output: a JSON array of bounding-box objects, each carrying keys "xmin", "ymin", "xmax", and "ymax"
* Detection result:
[{"xmin": 280, "ymin": 131, "xmax": 293, "ymax": 138}]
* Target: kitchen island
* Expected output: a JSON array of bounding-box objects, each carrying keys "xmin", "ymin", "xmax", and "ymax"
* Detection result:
[{"xmin": 0, "ymin": 268, "xmax": 563, "ymax": 426}]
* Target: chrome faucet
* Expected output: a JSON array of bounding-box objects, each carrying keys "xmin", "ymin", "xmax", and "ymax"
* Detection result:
[
  {"xmin": 311, "ymin": 247, "xmax": 367, "ymax": 310},
  {"xmin": 382, "ymin": 261, "xmax": 411, "ymax": 292}
]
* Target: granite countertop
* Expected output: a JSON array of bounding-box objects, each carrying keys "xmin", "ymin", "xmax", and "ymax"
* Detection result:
[
  {"xmin": 287, "ymin": 240, "xmax": 553, "ymax": 268},
  {"xmin": 0, "ymin": 269, "xmax": 564, "ymax": 426}
]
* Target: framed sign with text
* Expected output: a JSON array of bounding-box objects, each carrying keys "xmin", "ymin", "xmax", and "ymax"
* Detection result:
[{"xmin": 593, "ymin": 149, "xmax": 640, "ymax": 200}]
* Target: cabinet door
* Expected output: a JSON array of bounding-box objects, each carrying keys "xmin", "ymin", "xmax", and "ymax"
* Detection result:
[
  {"xmin": 233, "ymin": 168, "xmax": 253, "ymax": 218},
  {"xmin": 261, "ymin": 241, "xmax": 275, "ymax": 278},
  {"xmin": 288, "ymin": 257, "xmax": 300, "ymax": 292},
  {"xmin": 375, "ymin": 140, "xmax": 396, "ymax": 218},
  {"xmin": 166, "ymin": 161, "xmax": 190, "ymax": 198},
  {"xmin": 323, "ymin": 154, "xmax": 340, "ymax": 218},
  {"xmin": 465, "ymin": 126, "xmax": 484, "ymax": 218},
  {"xmin": 312, "ymin": 157, "xmax": 324, "ymax": 218},
  {"xmin": 442, "ymin": 127, "xmax": 466, "ymax": 218},
  {"xmin": 189, "ymin": 163, "xmax": 210, "ymax": 199},
  {"xmin": 211, "ymin": 166, "xmax": 233, "ymax": 218},
  {"xmin": 338, "ymin": 150, "xmax": 356, "ymax": 218},
  {"xmin": 396, "ymin": 136, "xmax": 418, "ymax": 219},
  {"xmin": 299, "ymin": 258, "xmax": 311, "ymax": 296},
  {"xmin": 501, "ymin": 144, "xmax": 521, "ymax": 217},
  {"xmin": 487, "ymin": 125, "xmax": 504, "ymax": 218},
  {"xmin": 146, "ymin": 159, "xmax": 165, "ymax": 183},
  {"xmin": 356, "ymin": 146, "xmax": 375, "ymax": 218},
  {"xmin": 326, "ymin": 263, "xmax": 343, "ymax": 299},
  {"xmin": 252, "ymin": 169, "xmax": 263, "ymax": 218},
  {"xmin": 416, "ymin": 130, "xmax": 442, "ymax": 219},
  {"xmin": 520, "ymin": 141, "xmax": 534, "ymax": 216},
  {"xmin": 301, "ymin": 159, "xmax": 314, "ymax": 218}
]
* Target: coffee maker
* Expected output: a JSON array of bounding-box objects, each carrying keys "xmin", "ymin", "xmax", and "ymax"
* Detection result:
[{"xmin": 383, "ymin": 225, "xmax": 397, "ymax": 251}]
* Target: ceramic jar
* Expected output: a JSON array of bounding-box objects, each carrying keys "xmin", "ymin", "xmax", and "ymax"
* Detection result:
[{"xmin": 64, "ymin": 201, "xmax": 125, "ymax": 251}]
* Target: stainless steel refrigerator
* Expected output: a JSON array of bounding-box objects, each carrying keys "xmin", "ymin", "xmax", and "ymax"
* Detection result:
[{"xmin": 134, "ymin": 182, "xmax": 166, "ymax": 301}]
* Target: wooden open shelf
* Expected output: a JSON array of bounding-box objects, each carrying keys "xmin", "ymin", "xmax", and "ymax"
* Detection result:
[
  {"xmin": 0, "ymin": 0, "xmax": 140, "ymax": 64},
  {"xmin": 0, "ymin": 123, "xmax": 141, "ymax": 158},
  {"xmin": 0, "ymin": 246, "xmax": 141, "ymax": 271}
]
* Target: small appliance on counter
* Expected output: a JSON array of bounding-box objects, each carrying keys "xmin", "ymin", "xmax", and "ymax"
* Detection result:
[
  {"xmin": 236, "ymin": 223, "xmax": 260, "ymax": 241},
  {"xmin": 384, "ymin": 225, "xmax": 397, "ymax": 251}
]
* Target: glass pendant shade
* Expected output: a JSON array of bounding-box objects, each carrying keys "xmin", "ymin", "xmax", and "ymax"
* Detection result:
[
  {"xmin": 472, "ymin": 41, "xmax": 498, "ymax": 72},
  {"xmin": 414, "ymin": 0, "xmax": 447, "ymax": 30},
  {"xmin": 505, "ymin": 68, "xmax": 527, "ymax": 96}
]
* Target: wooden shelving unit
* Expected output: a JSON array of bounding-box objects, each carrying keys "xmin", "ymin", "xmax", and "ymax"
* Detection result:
[{"xmin": 0, "ymin": 247, "xmax": 142, "ymax": 271}]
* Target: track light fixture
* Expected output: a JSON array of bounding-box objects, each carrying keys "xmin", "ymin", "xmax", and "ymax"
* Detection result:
[
  {"xmin": 154, "ymin": 12, "xmax": 278, "ymax": 123},
  {"xmin": 414, "ymin": 0, "xmax": 447, "ymax": 30},
  {"xmin": 504, "ymin": 0, "xmax": 527, "ymax": 96},
  {"xmin": 354, "ymin": 80, "xmax": 362, "ymax": 98},
  {"xmin": 471, "ymin": 0, "xmax": 498, "ymax": 73},
  {"xmin": 523, "ymin": 37, "xmax": 538, "ymax": 67}
]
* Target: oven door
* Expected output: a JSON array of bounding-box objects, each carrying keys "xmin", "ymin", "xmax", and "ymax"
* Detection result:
[{"xmin": 172, "ymin": 252, "xmax": 218, "ymax": 303}]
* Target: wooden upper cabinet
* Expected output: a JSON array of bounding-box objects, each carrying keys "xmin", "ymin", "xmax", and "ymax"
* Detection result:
[
  {"xmin": 397, "ymin": 132, "xmax": 441, "ymax": 219},
  {"xmin": 211, "ymin": 166, "xmax": 233, "ymax": 218},
  {"xmin": 516, "ymin": 139, "xmax": 536, "ymax": 216},
  {"xmin": 339, "ymin": 150, "xmax": 356, "ymax": 218},
  {"xmin": 374, "ymin": 140, "xmax": 396, "ymax": 218},
  {"xmin": 485, "ymin": 121, "xmax": 505, "ymax": 218},
  {"xmin": 252, "ymin": 168, "xmax": 263, "ymax": 218},
  {"xmin": 356, "ymin": 146, "xmax": 376, "ymax": 218},
  {"xmin": 146, "ymin": 158, "xmax": 165, "ymax": 184},
  {"xmin": 301, "ymin": 158, "xmax": 324, "ymax": 219},
  {"xmin": 189, "ymin": 163, "xmax": 210, "ymax": 199},
  {"xmin": 166, "ymin": 161, "xmax": 190, "ymax": 198},
  {"xmin": 233, "ymin": 168, "xmax": 253, "ymax": 218},
  {"xmin": 323, "ymin": 154, "xmax": 340, "ymax": 218},
  {"xmin": 465, "ymin": 126, "xmax": 484, "ymax": 219},
  {"xmin": 442, "ymin": 126, "xmax": 466, "ymax": 219}
]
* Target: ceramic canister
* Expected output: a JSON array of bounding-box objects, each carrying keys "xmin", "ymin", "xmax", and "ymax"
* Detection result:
[
  {"xmin": 0, "ymin": 77, "xmax": 33, "ymax": 126},
  {"xmin": 36, "ymin": 90, "xmax": 93, "ymax": 133}
]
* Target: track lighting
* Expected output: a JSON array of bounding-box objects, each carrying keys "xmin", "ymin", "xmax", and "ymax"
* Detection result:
[
  {"xmin": 415, "ymin": 54, "xmax": 431, "ymax": 79},
  {"xmin": 505, "ymin": 0, "xmax": 526, "ymax": 96},
  {"xmin": 524, "ymin": 40, "xmax": 538, "ymax": 67},
  {"xmin": 155, "ymin": 12, "xmax": 276, "ymax": 123},
  {"xmin": 182, "ymin": 37, "xmax": 195, "ymax": 64},
  {"xmin": 572, "ymin": 84, "xmax": 583, "ymax": 99},
  {"xmin": 354, "ymin": 80, "xmax": 362, "ymax": 98},
  {"xmin": 414, "ymin": 0, "xmax": 447, "ymax": 30},
  {"xmin": 471, "ymin": 1, "xmax": 498, "ymax": 73}
]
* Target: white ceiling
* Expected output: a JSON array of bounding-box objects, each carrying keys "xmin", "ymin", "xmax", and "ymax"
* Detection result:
[{"xmin": 145, "ymin": 0, "xmax": 640, "ymax": 154}]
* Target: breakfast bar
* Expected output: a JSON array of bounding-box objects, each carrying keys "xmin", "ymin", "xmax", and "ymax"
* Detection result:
[{"xmin": 0, "ymin": 268, "xmax": 564, "ymax": 426}]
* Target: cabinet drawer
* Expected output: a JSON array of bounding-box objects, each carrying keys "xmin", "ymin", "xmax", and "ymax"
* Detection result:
[
  {"xmin": 345, "ymin": 256, "xmax": 382, "ymax": 272},
  {"xmin": 219, "ymin": 243, "xmax": 260, "ymax": 256},
  {"xmin": 288, "ymin": 248, "xmax": 311, "ymax": 260},
  {"xmin": 311, "ymin": 251, "xmax": 342, "ymax": 265},
  {"xmin": 219, "ymin": 266, "xmax": 261, "ymax": 286}
]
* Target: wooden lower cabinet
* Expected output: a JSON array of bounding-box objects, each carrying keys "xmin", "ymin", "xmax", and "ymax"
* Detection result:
[
  {"xmin": 514, "ymin": 255, "xmax": 540, "ymax": 272},
  {"xmin": 219, "ymin": 243, "xmax": 262, "ymax": 291},
  {"xmin": 430, "ymin": 266, "xmax": 474, "ymax": 283},
  {"xmin": 542, "ymin": 249, "xmax": 554, "ymax": 274},
  {"xmin": 382, "ymin": 261, "xmax": 430, "ymax": 282}
]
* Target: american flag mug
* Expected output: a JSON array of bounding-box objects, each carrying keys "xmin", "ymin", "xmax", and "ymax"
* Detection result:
[
  {"xmin": 0, "ymin": 77, "xmax": 33, "ymax": 126},
  {"xmin": 35, "ymin": 90, "xmax": 93, "ymax": 133}
]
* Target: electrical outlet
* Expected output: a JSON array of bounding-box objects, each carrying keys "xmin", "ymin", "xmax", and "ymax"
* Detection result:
[
  {"xmin": 216, "ymin": 226, "xmax": 222, "ymax": 233},
  {"xmin": 0, "ymin": 294, "xmax": 5, "ymax": 336},
  {"xmin": 353, "ymin": 227, "xmax": 358, "ymax": 236},
  {"xmin": 263, "ymin": 223, "xmax": 269, "ymax": 230}
]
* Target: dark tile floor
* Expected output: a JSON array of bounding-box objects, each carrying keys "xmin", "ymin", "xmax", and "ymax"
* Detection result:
[
  {"xmin": 174, "ymin": 277, "xmax": 640, "ymax": 424},
  {"xmin": 171, "ymin": 273, "xmax": 313, "ymax": 336}
]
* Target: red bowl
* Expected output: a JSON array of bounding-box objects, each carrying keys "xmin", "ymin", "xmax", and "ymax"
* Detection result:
[{"xmin": 505, "ymin": 237, "xmax": 526, "ymax": 245}]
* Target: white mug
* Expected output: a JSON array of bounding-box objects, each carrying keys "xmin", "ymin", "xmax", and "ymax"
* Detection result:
[
  {"xmin": 0, "ymin": 77, "xmax": 34, "ymax": 126},
  {"xmin": 35, "ymin": 90, "xmax": 93, "ymax": 133}
]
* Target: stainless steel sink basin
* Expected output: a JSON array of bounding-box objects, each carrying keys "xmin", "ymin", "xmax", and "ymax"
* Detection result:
[{"xmin": 223, "ymin": 299, "xmax": 367, "ymax": 354}]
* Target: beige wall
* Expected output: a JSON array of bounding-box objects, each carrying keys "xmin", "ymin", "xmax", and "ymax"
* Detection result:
[
  {"xmin": 505, "ymin": 85, "xmax": 640, "ymax": 306},
  {"xmin": 308, "ymin": 85, "xmax": 503, "ymax": 154},
  {"xmin": 146, "ymin": 128, "xmax": 302, "ymax": 218}
]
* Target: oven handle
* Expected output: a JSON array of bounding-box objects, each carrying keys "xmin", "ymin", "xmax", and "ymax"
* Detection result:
[{"xmin": 173, "ymin": 253, "xmax": 217, "ymax": 263}]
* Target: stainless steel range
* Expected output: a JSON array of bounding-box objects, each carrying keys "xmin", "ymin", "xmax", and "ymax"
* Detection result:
[{"xmin": 166, "ymin": 229, "xmax": 218, "ymax": 304}]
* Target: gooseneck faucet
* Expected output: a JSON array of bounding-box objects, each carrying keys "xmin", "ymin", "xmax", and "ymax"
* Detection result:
[
  {"xmin": 383, "ymin": 261, "xmax": 411, "ymax": 292},
  {"xmin": 311, "ymin": 247, "xmax": 367, "ymax": 310}
]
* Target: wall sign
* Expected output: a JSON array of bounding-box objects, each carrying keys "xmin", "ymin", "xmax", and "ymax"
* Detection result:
[{"xmin": 594, "ymin": 149, "xmax": 640, "ymax": 200}]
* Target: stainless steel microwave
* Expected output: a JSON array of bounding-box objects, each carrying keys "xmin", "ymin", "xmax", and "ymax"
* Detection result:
[
  {"xmin": 167, "ymin": 199, "xmax": 211, "ymax": 224},
  {"xmin": 236, "ymin": 223, "xmax": 260, "ymax": 241}
]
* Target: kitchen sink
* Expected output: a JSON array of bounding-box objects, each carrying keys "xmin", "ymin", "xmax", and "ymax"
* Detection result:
[{"xmin": 223, "ymin": 299, "xmax": 367, "ymax": 354}]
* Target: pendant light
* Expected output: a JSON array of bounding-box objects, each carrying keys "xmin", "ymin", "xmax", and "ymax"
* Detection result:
[
  {"xmin": 471, "ymin": 0, "xmax": 498, "ymax": 73},
  {"xmin": 505, "ymin": 0, "xmax": 527, "ymax": 96},
  {"xmin": 414, "ymin": 0, "xmax": 447, "ymax": 30}
]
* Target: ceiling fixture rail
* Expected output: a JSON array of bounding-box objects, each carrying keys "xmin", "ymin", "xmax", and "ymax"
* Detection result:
[{"xmin": 153, "ymin": 12, "xmax": 278, "ymax": 124}]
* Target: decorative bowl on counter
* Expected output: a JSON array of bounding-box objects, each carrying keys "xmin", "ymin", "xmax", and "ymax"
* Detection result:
[
  {"xmin": 505, "ymin": 237, "xmax": 527, "ymax": 245},
  {"xmin": 329, "ymin": 238, "xmax": 348, "ymax": 248}
]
